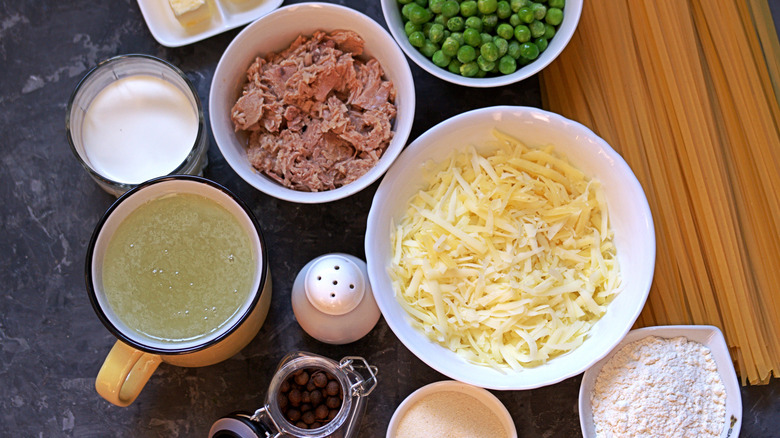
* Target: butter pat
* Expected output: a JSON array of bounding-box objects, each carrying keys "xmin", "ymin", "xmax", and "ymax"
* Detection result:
[{"xmin": 168, "ymin": 0, "xmax": 210, "ymax": 25}]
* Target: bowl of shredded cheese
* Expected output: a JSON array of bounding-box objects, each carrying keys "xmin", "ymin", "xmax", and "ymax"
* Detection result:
[{"xmin": 365, "ymin": 106, "xmax": 655, "ymax": 389}]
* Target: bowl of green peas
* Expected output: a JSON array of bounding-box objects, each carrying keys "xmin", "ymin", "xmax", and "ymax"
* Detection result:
[{"xmin": 381, "ymin": 0, "xmax": 581, "ymax": 87}]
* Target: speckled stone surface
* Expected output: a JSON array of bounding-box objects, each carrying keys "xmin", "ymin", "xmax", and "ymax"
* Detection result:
[{"xmin": 2, "ymin": 0, "xmax": 780, "ymax": 436}]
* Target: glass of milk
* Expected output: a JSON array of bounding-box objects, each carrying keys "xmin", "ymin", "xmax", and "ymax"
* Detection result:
[{"xmin": 67, "ymin": 54, "xmax": 209, "ymax": 196}]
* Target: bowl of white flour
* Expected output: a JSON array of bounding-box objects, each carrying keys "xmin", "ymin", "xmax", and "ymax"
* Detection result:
[{"xmin": 579, "ymin": 325, "xmax": 741, "ymax": 438}]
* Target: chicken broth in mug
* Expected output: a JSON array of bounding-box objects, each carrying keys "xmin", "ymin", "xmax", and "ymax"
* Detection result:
[{"xmin": 102, "ymin": 192, "xmax": 255, "ymax": 343}]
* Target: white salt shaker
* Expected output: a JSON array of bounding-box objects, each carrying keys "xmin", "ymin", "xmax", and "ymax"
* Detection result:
[{"xmin": 291, "ymin": 253, "xmax": 380, "ymax": 344}]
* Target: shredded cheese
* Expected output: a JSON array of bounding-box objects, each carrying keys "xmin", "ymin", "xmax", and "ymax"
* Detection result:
[{"xmin": 389, "ymin": 131, "xmax": 621, "ymax": 369}]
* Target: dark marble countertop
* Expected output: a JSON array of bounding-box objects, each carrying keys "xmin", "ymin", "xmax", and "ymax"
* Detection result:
[{"xmin": 2, "ymin": 0, "xmax": 780, "ymax": 436}]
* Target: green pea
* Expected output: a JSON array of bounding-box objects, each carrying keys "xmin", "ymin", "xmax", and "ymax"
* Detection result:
[
  {"xmin": 447, "ymin": 16, "xmax": 465, "ymax": 31},
  {"xmin": 434, "ymin": 14, "xmax": 447, "ymax": 25},
  {"xmin": 510, "ymin": 0, "xmax": 528, "ymax": 12},
  {"xmin": 519, "ymin": 41, "xmax": 539, "ymax": 59},
  {"xmin": 482, "ymin": 14, "xmax": 498, "ymax": 31},
  {"xmin": 480, "ymin": 41, "xmax": 499, "ymax": 61},
  {"xmin": 481, "ymin": 32, "xmax": 493, "ymax": 45},
  {"xmin": 444, "ymin": 29, "xmax": 451, "ymax": 38},
  {"xmin": 432, "ymin": 50, "xmax": 451, "ymax": 67},
  {"xmin": 441, "ymin": 0, "xmax": 460, "ymax": 18},
  {"xmin": 498, "ymin": 55, "xmax": 517, "ymax": 74},
  {"xmin": 497, "ymin": 1, "xmax": 512, "ymax": 18},
  {"xmin": 544, "ymin": 23, "xmax": 556, "ymax": 39},
  {"xmin": 493, "ymin": 36, "xmax": 509, "ymax": 56},
  {"xmin": 531, "ymin": 2, "xmax": 547, "ymax": 20},
  {"xmin": 460, "ymin": 61, "xmax": 480, "ymax": 77},
  {"xmin": 529, "ymin": 20, "xmax": 545, "ymax": 38},
  {"xmin": 405, "ymin": 21, "xmax": 421, "ymax": 36},
  {"xmin": 548, "ymin": 0, "xmax": 565, "ymax": 8},
  {"xmin": 518, "ymin": 55, "xmax": 531, "ymax": 66},
  {"xmin": 421, "ymin": 40, "xmax": 439, "ymax": 57},
  {"xmin": 507, "ymin": 40, "xmax": 522, "ymax": 59},
  {"xmin": 429, "ymin": 0, "xmax": 445, "ymax": 13},
  {"xmin": 465, "ymin": 16, "xmax": 483, "ymax": 31},
  {"xmin": 518, "ymin": 6, "xmax": 534, "ymax": 23},
  {"xmin": 423, "ymin": 22, "xmax": 434, "ymax": 37},
  {"xmin": 477, "ymin": 0, "xmax": 498, "ymax": 14},
  {"xmin": 441, "ymin": 36, "xmax": 460, "ymax": 56},
  {"xmin": 401, "ymin": 3, "xmax": 416, "ymax": 18},
  {"xmin": 408, "ymin": 4, "xmax": 433, "ymax": 24},
  {"xmin": 450, "ymin": 31, "xmax": 465, "ymax": 44},
  {"xmin": 514, "ymin": 24, "xmax": 531, "ymax": 42},
  {"xmin": 448, "ymin": 58, "xmax": 463, "ymax": 74},
  {"xmin": 509, "ymin": 13, "xmax": 522, "ymax": 27},
  {"xmin": 429, "ymin": 23, "xmax": 445, "ymax": 43},
  {"xmin": 534, "ymin": 36, "xmax": 548, "ymax": 52},
  {"xmin": 477, "ymin": 55, "xmax": 496, "ymax": 71},
  {"xmin": 460, "ymin": 0, "xmax": 478, "ymax": 17},
  {"xmin": 476, "ymin": 68, "xmax": 488, "ymax": 77},
  {"xmin": 495, "ymin": 23, "xmax": 513, "ymax": 40},
  {"xmin": 414, "ymin": 0, "xmax": 428, "ymax": 7},
  {"xmin": 409, "ymin": 31, "xmax": 425, "ymax": 47},
  {"xmin": 464, "ymin": 28, "xmax": 482, "ymax": 46},
  {"xmin": 457, "ymin": 44, "xmax": 477, "ymax": 62},
  {"xmin": 398, "ymin": 0, "xmax": 414, "ymax": 5},
  {"xmin": 546, "ymin": 7, "xmax": 563, "ymax": 25}
]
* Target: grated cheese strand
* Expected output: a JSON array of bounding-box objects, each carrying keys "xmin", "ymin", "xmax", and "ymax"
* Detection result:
[{"xmin": 389, "ymin": 132, "xmax": 621, "ymax": 369}]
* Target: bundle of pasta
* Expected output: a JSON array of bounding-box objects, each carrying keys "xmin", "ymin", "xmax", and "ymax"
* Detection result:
[{"xmin": 389, "ymin": 132, "xmax": 621, "ymax": 369}]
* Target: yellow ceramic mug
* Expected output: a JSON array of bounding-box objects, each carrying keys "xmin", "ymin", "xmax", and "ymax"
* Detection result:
[{"xmin": 86, "ymin": 176, "xmax": 272, "ymax": 407}]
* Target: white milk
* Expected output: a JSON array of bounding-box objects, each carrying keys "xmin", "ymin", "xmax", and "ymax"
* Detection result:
[{"xmin": 82, "ymin": 75, "xmax": 198, "ymax": 185}]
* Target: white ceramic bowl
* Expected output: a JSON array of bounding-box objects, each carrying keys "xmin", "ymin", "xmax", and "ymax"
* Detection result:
[
  {"xmin": 579, "ymin": 325, "xmax": 742, "ymax": 438},
  {"xmin": 386, "ymin": 380, "xmax": 518, "ymax": 437},
  {"xmin": 365, "ymin": 106, "xmax": 655, "ymax": 390},
  {"xmin": 210, "ymin": 3, "xmax": 415, "ymax": 203},
  {"xmin": 381, "ymin": 0, "xmax": 582, "ymax": 87}
]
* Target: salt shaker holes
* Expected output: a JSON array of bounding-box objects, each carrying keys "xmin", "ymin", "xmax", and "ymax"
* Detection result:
[{"xmin": 292, "ymin": 253, "xmax": 381, "ymax": 343}]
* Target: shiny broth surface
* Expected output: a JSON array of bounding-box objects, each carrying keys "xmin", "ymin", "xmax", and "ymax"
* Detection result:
[{"xmin": 103, "ymin": 193, "xmax": 255, "ymax": 343}]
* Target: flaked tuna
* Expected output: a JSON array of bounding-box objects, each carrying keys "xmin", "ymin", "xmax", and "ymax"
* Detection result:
[{"xmin": 231, "ymin": 30, "xmax": 397, "ymax": 192}]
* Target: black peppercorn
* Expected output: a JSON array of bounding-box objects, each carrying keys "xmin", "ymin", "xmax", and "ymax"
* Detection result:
[{"xmin": 277, "ymin": 367, "xmax": 344, "ymax": 430}]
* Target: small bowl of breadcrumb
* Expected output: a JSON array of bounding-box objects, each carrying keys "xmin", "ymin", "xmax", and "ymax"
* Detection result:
[
  {"xmin": 386, "ymin": 380, "xmax": 517, "ymax": 438},
  {"xmin": 579, "ymin": 325, "xmax": 741, "ymax": 438}
]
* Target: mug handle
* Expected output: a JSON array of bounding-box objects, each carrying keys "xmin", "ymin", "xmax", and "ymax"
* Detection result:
[{"xmin": 95, "ymin": 340, "xmax": 162, "ymax": 407}]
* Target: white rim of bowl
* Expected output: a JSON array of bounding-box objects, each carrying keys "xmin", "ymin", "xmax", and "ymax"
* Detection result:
[
  {"xmin": 386, "ymin": 380, "xmax": 518, "ymax": 438},
  {"xmin": 380, "ymin": 0, "xmax": 583, "ymax": 87},
  {"xmin": 366, "ymin": 105, "xmax": 656, "ymax": 390},
  {"xmin": 578, "ymin": 325, "xmax": 742, "ymax": 438},
  {"xmin": 210, "ymin": 2, "xmax": 415, "ymax": 203}
]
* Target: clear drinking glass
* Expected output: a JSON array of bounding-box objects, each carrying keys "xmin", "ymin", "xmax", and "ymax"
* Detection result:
[{"xmin": 66, "ymin": 54, "xmax": 209, "ymax": 196}]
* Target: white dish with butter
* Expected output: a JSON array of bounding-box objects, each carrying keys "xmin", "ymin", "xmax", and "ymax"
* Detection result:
[
  {"xmin": 136, "ymin": 0, "xmax": 282, "ymax": 47},
  {"xmin": 579, "ymin": 325, "xmax": 742, "ymax": 438}
]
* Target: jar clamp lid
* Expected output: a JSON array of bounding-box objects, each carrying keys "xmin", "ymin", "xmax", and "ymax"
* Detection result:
[
  {"xmin": 209, "ymin": 411, "xmax": 273, "ymax": 438},
  {"xmin": 209, "ymin": 352, "xmax": 378, "ymax": 438}
]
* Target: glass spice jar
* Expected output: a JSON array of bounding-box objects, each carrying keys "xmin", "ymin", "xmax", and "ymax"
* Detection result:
[{"xmin": 209, "ymin": 351, "xmax": 378, "ymax": 438}]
